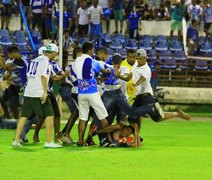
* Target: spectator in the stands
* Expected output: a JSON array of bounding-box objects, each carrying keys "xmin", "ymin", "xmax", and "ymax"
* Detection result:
[
  {"xmin": 187, "ymin": 19, "xmax": 198, "ymax": 55},
  {"xmin": 77, "ymin": 0, "xmax": 89, "ymax": 39},
  {"xmin": 67, "ymin": 0, "xmax": 78, "ymax": 35},
  {"xmin": 43, "ymin": 0, "xmax": 55, "ymax": 39},
  {"xmin": 20, "ymin": 0, "xmax": 31, "ymax": 30},
  {"xmin": 0, "ymin": 0, "xmax": 13, "ymax": 30},
  {"xmin": 135, "ymin": 0, "xmax": 145, "ymax": 18},
  {"xmin": 54, "ymin": 3, "xmax": 72, "ymax": 36},
  {"xmin": 164, "ymin": 0, "xmax": 172, "ymax": 20},
  {"xmin": 158, "ymin": 2, "xmax": 171, "ymax": 20},
  {"xmin": 30, "ymin": 0, "xmax": 44, "ymax": 37},
  {"xmin": 147, "ymin": 0, "xmax": 162, "ymax": 19},
  {"xmin": 143, "ymin": 4, "xmax": 151, "ymax": 20},
  {"xmin": 202, "ymin": 0, "xmax": 212, "ymax": 41},
  {"xmin": 112, "ymin": 0, "xmax": 124, "ymax": 33},
  {"xmin": 187, "ymin": 0, "xmax": 202, "ymax": 27},
  {"xmin": 87, "ymin": 0, "xmax": 103, "ymax": 40},
  {"xmin": 170, "ymin": 0, "xmax": 187, "ymax": 41},
  {"xmin": 127, "ymin": 5, "xmax": 141, "ymax": 40},
  {"xmin": 98, "ymin": 0, "xmax": 112, "ymax": 33}
]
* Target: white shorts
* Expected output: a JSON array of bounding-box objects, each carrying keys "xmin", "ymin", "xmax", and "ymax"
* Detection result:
[{"xmin": 78, "ymin": 92, "xmax": 108, "ymax": 121}]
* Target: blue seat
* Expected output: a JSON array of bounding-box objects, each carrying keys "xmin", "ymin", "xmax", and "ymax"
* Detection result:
[
  {"xmin": 207, "ymin": 52, "xmax": 212, "ymax": 70},
  {"xmin": 139, "ymin": 40, "xmax": 152, "ymax": 50},
  {"xmin": 79, "ymin": 37, "xmax": 90, "ymax": 47},
  {"xmin": 155, "ymin": 35, "xmax": 167, "ymax": 43},
  {"xmin": 174, "ymin": 51, "xmax": 187, "ymax": 69},
  {"xmin": 106, "ymin": 47, "xmax": 114, "ymax": 58},
  {"xmin": 31, "ymin": 31, "xmax": 42, "ymax": 49},
  {"xmin": 71, "ymin": 32, "xmax": 78, "ymax": 42},
  {"xmin": 194, "ymin": 59, "xmax": 208, "ymax": 70},
  {"xmin": 170, "ymin": 35, "xmax": 179, "ymax": 42},
  {"xmin": 198, "ymin": 36, "xmax": 206, "ymax": 46},
  {"xmin": 125, "ymin": 39, "xmax": 138, "ymax": 50},
  {"xmin": 18, "ymin": 45, "xmax": 31, "ymax": 55},
  {"xmin": 159, "ymin": 50, "xmax": 176, "ymax": 69},
  {"xmin": 113, "ymin": 33, "xmax": 125, "ymax": 44},
  {"xmin": 110, "ymin": 38, "xmax": 122, "ymax": 50},
  {"xmin": 200, "ymin": 42, "xmax": 212, "ymax": 53},
  {"xmin": 0, "ymin": 36, "xmax": 13, "ymax": 45},
  {"xmin": 155, "ymin": 41, "xmax": 168, "ymax": 51},
  {"xmin": 101, "ymin": 33, "xmax": 112, "ymax": 47},
  {"xmin": 116, "ymin": 48, "xmax": 127, "ymax": 58},
  {"xmin": 13, "ymin": 30, "xmax": 25, "ymax": 38},
  {"xmin": 141, "ymin": 35, "xmax": 153, "ymax": 43},
  {"xmin": 13, "ymin": 30, "xmax": 27, "ymax": 45},
  {"xmin": 147, "ymin": 49, "xmax": 157, "ymax": 59},
  {"xmin": 0, "ymin": 29, "xmax": 10, "ymax": 38},
  {"xmin": 169, "ymin": 40, "xmax": 183, "ymax": 51}
]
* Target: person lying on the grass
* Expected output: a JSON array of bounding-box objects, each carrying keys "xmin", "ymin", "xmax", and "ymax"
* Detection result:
[{"xmin": 88, "ymin": 121, "xmax": 141, "ymax": 147}]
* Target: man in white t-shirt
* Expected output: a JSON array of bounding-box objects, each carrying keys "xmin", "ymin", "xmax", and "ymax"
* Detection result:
[
  {"xmin": 187, "ymin": 0, "xmax": 202, "ymax": 26},
  {"xmin": 130, "ymin": 49, "xmax": 190, "ymax": 131},
  {"xmin": 98, "ymin": 0, "xmax": 112, "ymax": 33},
  {"xmin": 12, "ymin": 43, "xmax": 62, "ymax": 148},
  {"xmin": 87, "ymin": 0, "xmax": 103, "ymax": 39},
  {"xmin": 77, "ymin": 0, "xmax": 89, "ymax": 39}
]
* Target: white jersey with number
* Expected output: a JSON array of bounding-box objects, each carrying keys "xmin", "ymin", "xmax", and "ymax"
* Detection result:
[
  {"xmin": 24, "ymin": 55, "xmax": 52, "ymax": 97},
  {"xmin": 132, "ymin": 62, "xmax": 153, "ymax": 96}
]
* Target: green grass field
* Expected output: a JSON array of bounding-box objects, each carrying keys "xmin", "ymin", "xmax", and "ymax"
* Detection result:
[{"xmin": 1, "ymin": 118, "xmax": 212, "ymax": 180}]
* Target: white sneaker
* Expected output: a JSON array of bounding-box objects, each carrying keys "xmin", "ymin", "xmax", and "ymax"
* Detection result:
[
  {"xmin": 155, "ymin": 102, "xmax": 165, "ymax": 119},
  {"xmin": 12, "ymin": 140, "xmax": 23, "ymax": 147},
  {"xmin": 44, "ymin": 141, "xmax": 62, "ymax": 148}
]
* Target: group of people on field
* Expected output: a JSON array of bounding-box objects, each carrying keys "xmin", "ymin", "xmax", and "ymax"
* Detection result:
[{"xmin": 7, "ymin": 40, "xmax": 190, "ymax": 148}]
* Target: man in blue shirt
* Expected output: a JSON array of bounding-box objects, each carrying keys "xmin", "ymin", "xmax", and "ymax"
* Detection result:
[
  {"xmin": 127, "ymin": 6, "xmax": 141, "ymax": 39},
  {"xmin": 71, "ymin": 42, "xmax": 111, "ymax": 146},
  {"xmin": 4, "ymin": 46, "xmax": 30, "ymax": 119},
  {"xmin": 187, "ymin": 19, "xmax": 198, "ymax": 55}
]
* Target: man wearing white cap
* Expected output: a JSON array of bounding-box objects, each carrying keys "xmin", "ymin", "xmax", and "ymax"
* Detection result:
[
  {"xmin": 38, "ymin": 46, "xmax": 47, "ymax": 55},
  {"xmin": 129, "ymin": 49, "xmax": 190, "ymax": 131},
  {"xmin": 12, "ymin": 43, "xmax": 62, "ymax": 148}
]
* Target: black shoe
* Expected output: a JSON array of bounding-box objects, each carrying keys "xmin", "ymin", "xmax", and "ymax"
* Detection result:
[
  {"xmin": 76, "ymin": 141, "xmax": 88, "ymax": 147},
  {"xmin": 85, "ymin": 137, "xmax": 96, "ymax": 146},
  {"xmin": 100, "ymin": 138, "xmax": 110, "ymax": 147},
  {"xmin": 109, "ymin": 141, "xmax": 118, "ymax": 147}
]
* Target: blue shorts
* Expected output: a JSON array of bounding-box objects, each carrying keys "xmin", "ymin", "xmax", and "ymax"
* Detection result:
[{"xmin": 89, "ymin": 23, "xmax": 101, "ymax": 36}]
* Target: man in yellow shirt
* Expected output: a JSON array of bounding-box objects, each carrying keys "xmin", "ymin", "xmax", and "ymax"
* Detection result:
[{"xmin": 121, "ymin": 49, "xmax": 136, "ymax": 103}]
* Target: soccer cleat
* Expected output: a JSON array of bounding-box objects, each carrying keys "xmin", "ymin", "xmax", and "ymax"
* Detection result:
[
  {"xmin": 85, "ymin": 137, "xmax": 96, "ymax": 146},
  {"xmin": 12, "ymin": 140, "xmax": 23, "ymax": 147},
  {"xmin": 109, "ymin": 141, "xmax": 119, "ymax": 147},
  {"xmin": 44, "ymin": 141, "xmax": 62, "ymax": 148},
  {"xmin": 155, "ymin": 102, "xmax": 165, "ymax": 119},
  {"xmin": 100, "ymin": 138, "xmax": 110, "ymax": 147}
]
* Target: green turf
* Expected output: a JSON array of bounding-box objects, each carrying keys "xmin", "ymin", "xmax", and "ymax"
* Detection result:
[{"xmin": 1, "ymin": 119, "xmax": 212, "ymax": 180}]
